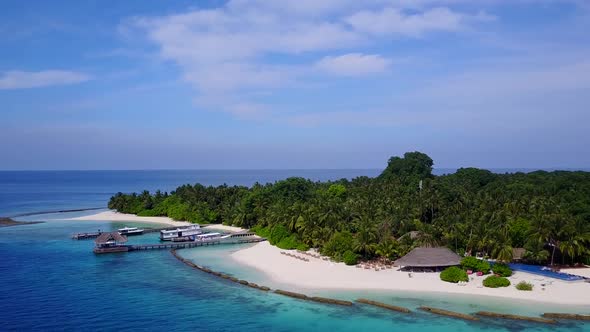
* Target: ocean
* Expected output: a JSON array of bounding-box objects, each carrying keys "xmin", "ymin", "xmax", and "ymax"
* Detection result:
[{"xmin": 1, "ymin": 170, "xmax": 589, "ymax": 331}]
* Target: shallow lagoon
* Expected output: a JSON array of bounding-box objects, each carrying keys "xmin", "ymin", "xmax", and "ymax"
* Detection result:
[
  {"xmin": 2, "ymin": 218, "xmax": 589, "ymax": 331},
  {"xmin": 1, "ymin": 170, "xmax": 589, "ymax": 331}
]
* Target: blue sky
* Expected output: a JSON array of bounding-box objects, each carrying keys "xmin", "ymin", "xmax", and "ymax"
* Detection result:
[{"xmin": 1, "ymin": 0, "xmax": 589, "ymax": 170}]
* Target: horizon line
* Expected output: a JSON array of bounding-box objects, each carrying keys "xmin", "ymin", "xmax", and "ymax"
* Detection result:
[{"xmin": 1, "ymin": 167, "xmax": 589, "ymax": 172}]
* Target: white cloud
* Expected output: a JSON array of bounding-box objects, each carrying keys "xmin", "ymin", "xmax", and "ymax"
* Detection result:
[
  {"xmin": 316, "ymin": 53, "xmax": 391, "ymax": 76},
  {"xmin": 226, "ymin": 0, "xmax": 360, "ymax": 17},
  {"xmin": 0, "ymin": 70, "xmax": 90, "ymax": 90},
  {"xmin": 126, "ymin": 1, "xmax": 494, "ymax": 119},
  {"xmin": 345, "ymin": 7, "xmax": 464, "ymax": 37}
]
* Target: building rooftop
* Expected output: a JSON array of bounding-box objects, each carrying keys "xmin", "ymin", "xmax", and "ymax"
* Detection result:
[
  {"xmin": 394, "ymin": 247, "xmax": 461, "ymax": 267},
  {"xmin": 95, "ymin": 232, "xmax": 127, "ymax": 245}
]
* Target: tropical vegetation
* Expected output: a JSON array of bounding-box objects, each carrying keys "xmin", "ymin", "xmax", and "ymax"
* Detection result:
[
  {"xmin": 515, "ymin": 281, "xmax": 534, "ymax": 291},
  {"xmin": 461, "ymin": 257, "xmax": 491, "ymax": 274},
  {"xmin": 108, "ymin": 152, "xmax": 590, "ymax": 265},
  {"xmin": 483, "ymin": 275, "xmax": 511, "ymax": 288},
  {"xmin": 492, "ymin": 263, "xmax": 513, "ymax": 277},
  {"xmin": 440, "ymin": 266, "xmax": 469, "ymax": 283}
]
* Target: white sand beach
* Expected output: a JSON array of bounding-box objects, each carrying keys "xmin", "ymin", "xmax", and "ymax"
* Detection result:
[
  {"xmin": 68, "ymin": 210, "xmax": 246, "ymax": 233},
  {"xmin": 561, "ymin": 267, "xmax": 590, "ymax": 279},
  {"xmin": 69, "ymin": 211, "xmax": 590, "ymax": 305},
  {"xmin": 232, "ymin": 241, "xmax": 590, "ymax": 305}
]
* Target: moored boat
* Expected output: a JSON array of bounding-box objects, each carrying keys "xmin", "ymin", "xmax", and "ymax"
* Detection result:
[
  {"xmin": 118, "ymin": 226, "xmax": 144, "ymax": 236},
  {"xmin": 219, "ymin": 231, "xmax": 262, "ymax": 244},
  {"xmin": 195, "ymin": 232, "xmax": 222, "ymax": 241},
  {"xmin": 160, "ymin": 225, "xmax": 202, "ymax": 241}
]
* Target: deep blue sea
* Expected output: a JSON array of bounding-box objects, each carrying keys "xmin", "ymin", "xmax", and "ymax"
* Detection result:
[{"xmin": 1, "ymin": 170, "xmax": 589, "ymax": 331}]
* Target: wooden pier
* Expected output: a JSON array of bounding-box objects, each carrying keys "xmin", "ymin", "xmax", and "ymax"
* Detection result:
[
  {"xmin": 73, "ymin": 227, "xmax": 169, "ymax": 240},
  {"xmin": 94, "ymin": 238, "xmax": 265, "ymax": 254},
  {"xmin": 128, "ymin": 240, "xmax": 222, "ymax": 251}
]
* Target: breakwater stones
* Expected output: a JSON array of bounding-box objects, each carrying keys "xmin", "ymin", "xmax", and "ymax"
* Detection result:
[
  {"xmin": 356, "ymin": 298, "xmax": 411, "ymax": 313},
  {"xmin": 475, "ymin": 311, "xmax": 556, "ymax": 324},
  {"xmin": 310, "ymin": 296, "xmax": 353, "ymax": 306},
  {"xmin": 274, "ymin": 289, "xmax": 309, "ymax": 300},
  {"xmin": 170, "ymin": 250, "xmax": 584, "ymax": 323},
  {"xmin": 247, "ymin": 282, "xmax": 270, "ymax": 291},
  {"xmin": 273, "ymin": 290, "xmax": 352, "ymax": 306},
  {"xmin": 542, "ymin": 313, "xmax": 590, "ymax": 321},
  {"xmin": 171, "ymin": 252, "xmax": 354, "ymax": 307},
  {"xmin": 170, "ymin": 249, "xmax": 273, "ymax": 292},
  {"xmin": 419, "ymin": 306, "xmax": 479, "ymax": 321}
]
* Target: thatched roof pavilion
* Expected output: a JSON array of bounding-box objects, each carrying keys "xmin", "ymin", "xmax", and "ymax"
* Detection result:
[
  {"xmin": 95, "ymin": 232, "xmax": 127, "ymax": 245},
  {"xmin": 394, "ymin": 247, "xmax": 461, "ymax": 268},
  {"xmin": 94, "ymin": 232, "xmax": 129, "ymax": 254},
  {"xmin": 512, "ymin": 248, "xmax": 526, "ymax": 261}
]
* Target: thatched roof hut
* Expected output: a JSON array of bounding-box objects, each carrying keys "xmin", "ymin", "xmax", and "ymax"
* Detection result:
[
  {"xmin": 512, "ymin": 248, "xmax": 526, "ymax": 261},
  {"xmin": 95, "ymin": 232, "xmax": 127, "ymax": 245},
  {"xmin": 394, "ymin": 247, "xmax": 461, "ymax": 268}
]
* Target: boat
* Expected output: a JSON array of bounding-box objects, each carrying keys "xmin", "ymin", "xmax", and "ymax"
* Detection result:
[
  {"xmin": 172, "ymin": 232, "xmax": 223, "ymax": 242},
  {"xmin": 219, "ymin": 231, "xmax": 262, "ymax": 244},
  {"xmin": 195, "ymin": 232, "xmax": 222, "ymax": 241},
  {"xmin": 160, "ymin": 225, "xmax": 202, "ymax": 241},
  {"xmin": 118, "ymin": 226, "xmax": 144, "ymax": 236},
  {"xmin": 170, "ymin": 231, "xmax": 262, "ymax": 244}
]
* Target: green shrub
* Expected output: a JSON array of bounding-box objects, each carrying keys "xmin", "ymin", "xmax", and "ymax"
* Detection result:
[
  {"xmin": 483, "ymin": 275, "xmax": 511, "ymax": 288},
  {"xmin": 137, "ymin": 209, "xmax": 158, "ymax": 217},
  {"xmin": 440, "ymin": 266, "xmax": 468, "ymax": 283},
  {"xmin": 251, "ymin": 225, "xmax": 271, "ymax": 238},
  {"xmin": 251, "ymin": 225, "xmax": 307, "ymax": 250},
  {"xmin": 321, "ymin": 231, "xmax": 355, "ymax": 261},
  {"xmin": 461, "ymin": 257, "xmax": 490, "ymax": 274},
  {"xmin": 515, "ymin": 281, "xmax": 533, "ymax": 291},
  {"xmin": 343, "ymin": 250, "xmax": 359, "ymax": 265},
  {"xmin": 492, "ymin": 263, "xmax": 512, "ymax": 277},
  {"xmin": 269, "ymin": 224, "xmax": 290, "ymax": 244}
]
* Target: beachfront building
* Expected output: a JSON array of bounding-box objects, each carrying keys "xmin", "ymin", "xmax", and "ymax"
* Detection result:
[
  {"xmin": 512, "ymin": 248, "xmax": 526, "ymax": 262},
  {"xmin": 394, "ymin": 247, "xmax": 461, "ymax": 272},
  {"xmin": 94, "ymin": 232, "xmax": 129, "ymax": 254}
]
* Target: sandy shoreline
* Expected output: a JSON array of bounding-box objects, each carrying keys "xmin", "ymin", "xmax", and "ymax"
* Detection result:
[
  {"xmin": 67, "ymin": 210, "xmax": 246, "ymax": 233},
  {"xmin": 231, "ymin": 241, "xmax": 590, "ymax": 306},
  {"xmin": 68, "ymin": 210, "xmax": 590, "ymax": 306}
]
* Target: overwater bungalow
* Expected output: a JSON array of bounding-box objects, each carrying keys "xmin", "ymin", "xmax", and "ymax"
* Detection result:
[
  {"xmin": 394, "ymin": 247, "xmax": 461, "ymax": 272},
  {"xmin": 94, "ymin": 232, "xmax": 129, "ymax": 254}
]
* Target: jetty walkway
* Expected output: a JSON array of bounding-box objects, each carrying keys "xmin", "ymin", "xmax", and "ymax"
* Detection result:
[
  {"xmin": 72, "ymin": 227, "xmax": 169, "ymax": 240},
  {"xmin": 93, "ymin": 237, "xmax": 265, "ymax": 253},
  {"xmin": 127, "ymin": 238, "xmax": 263, "ymax": 251}
]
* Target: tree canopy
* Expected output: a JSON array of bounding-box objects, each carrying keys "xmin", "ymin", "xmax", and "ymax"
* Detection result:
[{"xmin": 108, "ymin": 152, "xmax": 590, "ymax": 265}]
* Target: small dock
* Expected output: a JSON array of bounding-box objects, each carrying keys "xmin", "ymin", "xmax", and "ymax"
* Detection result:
[
  {"xmin": 73, "ymin": 227, "xmax": 169, "ymax": 240},
  {"xmin": 128, "ymin": 240, "xmax": 222, "ymax": 251},
  {"xmin": 95, "ymin": 237, "xmax": 265, "ymax": 254},
  {"xmin": 129, "ymin": 237, "xmax": 265, "ymax": 251}
]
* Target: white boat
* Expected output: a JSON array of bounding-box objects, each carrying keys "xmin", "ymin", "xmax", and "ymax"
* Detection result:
[
  {"xmin": 195, "ymin": 232, "xmax": 222, "ymax": 241},
  {"xmin": 219, "ymin": 231, "xmax": 261, "ymax": 244},
  {"xmin": 118, "ymin": 226, "xmax": 144, "ymax": 236},
  {"xmin": 160, "ymin": 225, "xmax": 202, "ymax": 241}
]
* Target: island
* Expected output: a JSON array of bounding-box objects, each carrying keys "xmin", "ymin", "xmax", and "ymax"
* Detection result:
[{"xmin": 74, "ymin": 152, "xmax": 590, "ymax": 306}]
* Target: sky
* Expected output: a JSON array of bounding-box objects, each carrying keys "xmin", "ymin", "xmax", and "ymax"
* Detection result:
[{"xmin": 1, "ymin": 0, "xmax": 589, "ymax": 170}]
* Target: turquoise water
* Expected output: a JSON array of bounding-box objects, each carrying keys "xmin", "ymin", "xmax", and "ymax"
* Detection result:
[{"xmin": 1, "ymin": 170, "xmax": 589, "ymax": 331}]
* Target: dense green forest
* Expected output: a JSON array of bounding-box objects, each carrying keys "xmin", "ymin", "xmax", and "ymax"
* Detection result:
[{"xmin": 108, "ymin": 152, "xmax": 590, "ymax": 266}]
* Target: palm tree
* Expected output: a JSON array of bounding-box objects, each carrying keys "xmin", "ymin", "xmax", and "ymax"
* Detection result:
[
  {"xmin": 353, "ymin": 216, "xmax": 377, "ymax": 257},
  {"xmin": 528, "ymin": 198, "xmax": 560, "ymax": 266},
  {"xmin": 374, "ymin": 239, "xmax": 400, "ymax": 260},
  {"xmin": 558, "ymin": 219, "xmax": 590, "ymax": 264}
]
